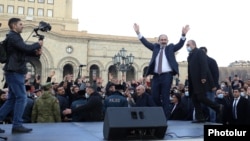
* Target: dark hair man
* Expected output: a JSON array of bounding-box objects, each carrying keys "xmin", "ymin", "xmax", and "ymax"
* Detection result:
[
  {"xmin": 0, "ymin": 18, "xmax": 43, "ymax": 133},
  {"xmin": 133, "ymin": 23, "xmax": 189, "ymax": 119}
]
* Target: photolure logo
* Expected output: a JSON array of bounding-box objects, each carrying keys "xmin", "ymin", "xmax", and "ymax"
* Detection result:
[{"xmin": 204, "ymin": 125, "xmax": 250, "ymax": 141}]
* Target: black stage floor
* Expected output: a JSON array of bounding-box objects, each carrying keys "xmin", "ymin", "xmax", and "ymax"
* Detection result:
[{"xmin": 0, "ymin": 120, "xmax": 217, "ymax": 141}]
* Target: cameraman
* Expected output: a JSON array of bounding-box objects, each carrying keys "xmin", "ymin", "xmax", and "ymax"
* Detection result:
[{"xmin": 0, "ymin": 18, "xmax": 43, "ymax": 133}]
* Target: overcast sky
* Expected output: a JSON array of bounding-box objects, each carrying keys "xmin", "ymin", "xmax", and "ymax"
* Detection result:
[{"xmin": 72, "ymin": 0, "xmax": 250, "ymax": 67}]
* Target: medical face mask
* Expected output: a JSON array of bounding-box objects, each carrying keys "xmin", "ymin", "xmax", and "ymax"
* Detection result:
[
  {"xmin": 186, "ymin": 46, "xmax": 192, "ymax": 52},
  {"xmin": 85, "ymin": 93, "xmax": 90, "ymax": 98},
  {"xmin": 217, "ymin": 94, "xmax": 224, "ymax": 99},
  {"xmin": 240, "ymin": 92, "xmax": 245, "ymax": 97}
]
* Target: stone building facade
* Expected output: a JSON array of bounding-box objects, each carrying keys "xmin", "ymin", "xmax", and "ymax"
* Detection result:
[
  {"xmin": 0, "ymin": 0, "xmax": 249, "ymax": 89},
  {"xmin": 0, "ymin": 0, "xmax": 161, "ymax": 87}
]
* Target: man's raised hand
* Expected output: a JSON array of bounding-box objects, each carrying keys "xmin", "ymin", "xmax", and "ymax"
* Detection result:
[
  {"xmin": 182, "ymin": 25, "xmax": 190, "ymax": 35},
  {"xmin": 133, "ymin": 23, "xmax": 140, "ymax": 35}
]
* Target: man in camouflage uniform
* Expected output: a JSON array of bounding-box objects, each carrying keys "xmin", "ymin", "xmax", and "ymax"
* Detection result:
[{"xmin": 31, "ymin": 83, "xmax": 61, "ymax": 123}]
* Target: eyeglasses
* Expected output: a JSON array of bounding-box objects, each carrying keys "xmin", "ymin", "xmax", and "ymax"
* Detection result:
[{"xmin": 186, "ymin": 44, "xmax": 190, "ymax": 46}]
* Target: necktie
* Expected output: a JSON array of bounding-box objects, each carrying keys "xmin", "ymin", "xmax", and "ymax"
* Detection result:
[
  {"xmin": 158, "ymin": 47, "xmax": 164, "ymax": 74},
  {"xmin": 232, "ymin": 99, "xmax": 237, "ymax": 119},
  {"xmin": 171, "ymin": 104, "xmax": 177, "ymax": 114}
]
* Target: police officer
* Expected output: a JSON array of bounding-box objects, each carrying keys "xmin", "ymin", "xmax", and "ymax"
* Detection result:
[{"xmin": 104, "ymin": 84, "xmax": 128, "ymax": 113}]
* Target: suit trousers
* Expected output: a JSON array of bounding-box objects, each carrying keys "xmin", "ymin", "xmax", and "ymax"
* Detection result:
[
  {"xmin": 192, "ymin": 91, "xmax": 219, "ymax": 120},
  {"xmin": 151, "ymin": 72, "xmax": 173, "ymax": 119}
]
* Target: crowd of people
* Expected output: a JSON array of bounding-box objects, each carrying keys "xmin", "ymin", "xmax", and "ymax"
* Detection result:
[
  {"xmin": 0, "ymin": 72, "xmax": 157, "ymax": 124},
  {"xmin": 1, "ymin": 71, "xmax": 250, "ymax": 125}
]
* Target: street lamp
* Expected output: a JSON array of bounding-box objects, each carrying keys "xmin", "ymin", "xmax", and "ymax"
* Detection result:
[{"xmin": 112, "ymin": 48, "xmax": 134, "ymax": 73}]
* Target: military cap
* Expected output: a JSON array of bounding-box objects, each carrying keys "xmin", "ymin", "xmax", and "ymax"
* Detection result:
[{"xmin": 42, "ymin": 82, "xmax": 52, "ymax": 90}]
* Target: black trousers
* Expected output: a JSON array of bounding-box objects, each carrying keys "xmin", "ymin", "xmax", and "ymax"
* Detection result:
[{"xmin": 192, "ymin": 92, "xmax": 219, "ymax": 120}]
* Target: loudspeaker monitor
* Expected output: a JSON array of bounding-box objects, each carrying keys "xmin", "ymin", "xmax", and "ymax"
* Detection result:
[{"xmin": 103, "ymin": 107, "xmax": 167, "ymax": 140}]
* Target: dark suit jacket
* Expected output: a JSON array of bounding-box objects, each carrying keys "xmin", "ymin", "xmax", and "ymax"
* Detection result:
[
  {"xmin": 226, "ymin": 97, "xmax": 249, "ymax": 125},
  {"xmin": 134, "ymin": 92, "xmax": 156, "ymax": 107},
  {"xmin": 187, "ymin": 48, "xmax": 215, "ymax": 95},
  {"xmin": 169, "ymin": 102, "xmax": 187, "ymax": 120},
  {"xmin": 247, "ymin": 98, "xmax": 250, "ymax": 124},
  {"xmin": 139, "ymin": 37, "xmax": 186, "ymax": 76}
]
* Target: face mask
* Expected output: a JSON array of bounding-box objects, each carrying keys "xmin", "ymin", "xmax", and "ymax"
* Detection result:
[
  {"xmin": 186, "ymin": 46, "xmax": 192, "ymax": 52},
  {"xmin": 184, "ymin": 91, "xmax": 189, "ymax": 96},
  {"xmin": 217, "ymin": 94, "xmax": 224, "ymax": 99},
  {"xmin": 240, "ymin": 92, "xmax": 245, "ymax": 97},
  {"xmin": 169, "ymin": 96, "xmax": 173, "ymax": 101},
  {"xmin": 85, "ymin": 93, "xmax": 90, "ymax": 98},
  {"xmin": 130, "ymin": 91, "xmax": 134, "ymax": 94},
  {"xmin": 220, "ymin": 84, "xmax": 225, "ymax": 88}
]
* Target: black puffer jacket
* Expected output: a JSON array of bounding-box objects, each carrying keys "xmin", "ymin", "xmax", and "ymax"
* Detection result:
[{"xmin": 3, "ymin": 30, "xmax": 41, "ymax": 74}]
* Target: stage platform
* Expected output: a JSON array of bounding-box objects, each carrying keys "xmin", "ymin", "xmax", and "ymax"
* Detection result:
[{"xmin": 0, "ymin": 121, "xmax": 215, "ymax": 141}]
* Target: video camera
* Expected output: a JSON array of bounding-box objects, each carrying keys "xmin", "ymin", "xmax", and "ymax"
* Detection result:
[{"xmin": 33, "ymin": 21, "xmax": 52, "ymax": 40}]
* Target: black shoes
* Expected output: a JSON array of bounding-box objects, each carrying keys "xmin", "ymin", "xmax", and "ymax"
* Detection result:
[
  {"xmin": 0, "ymin": 128, "xmax": 5, "ymax": 133},
  {"xmin": 12, "ymin": 126, "xmax": 32, "ymax": 133}
]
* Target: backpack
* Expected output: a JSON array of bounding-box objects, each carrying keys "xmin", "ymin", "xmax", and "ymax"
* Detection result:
[{"xmin": 0, "ymin": 38, "xmax": 7, "ymax": 64}]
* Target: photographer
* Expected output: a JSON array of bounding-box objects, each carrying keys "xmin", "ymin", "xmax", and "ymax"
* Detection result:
[{"xmin": 0, "ymin": 18, "xmax": 43, "ymax": 133}]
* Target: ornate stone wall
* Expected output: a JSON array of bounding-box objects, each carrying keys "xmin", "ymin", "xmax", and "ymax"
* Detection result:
[{"xmin": 1, "ymin": 0, "xmax": 249, "ymax": 89}]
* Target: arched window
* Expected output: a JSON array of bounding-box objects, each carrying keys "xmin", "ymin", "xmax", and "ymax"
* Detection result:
[
  {"xmin": 143, "ymin": 67, "xmax": 149, "ymax": 77},
  {"xmin": 63, "ymin": 64, "xmax": 73, "ymax": 79}
]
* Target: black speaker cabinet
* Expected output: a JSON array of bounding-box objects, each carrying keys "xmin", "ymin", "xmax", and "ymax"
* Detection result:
[{"xmin": 103, "ymin": 107, "xmax": 167, "ymax": 140}]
